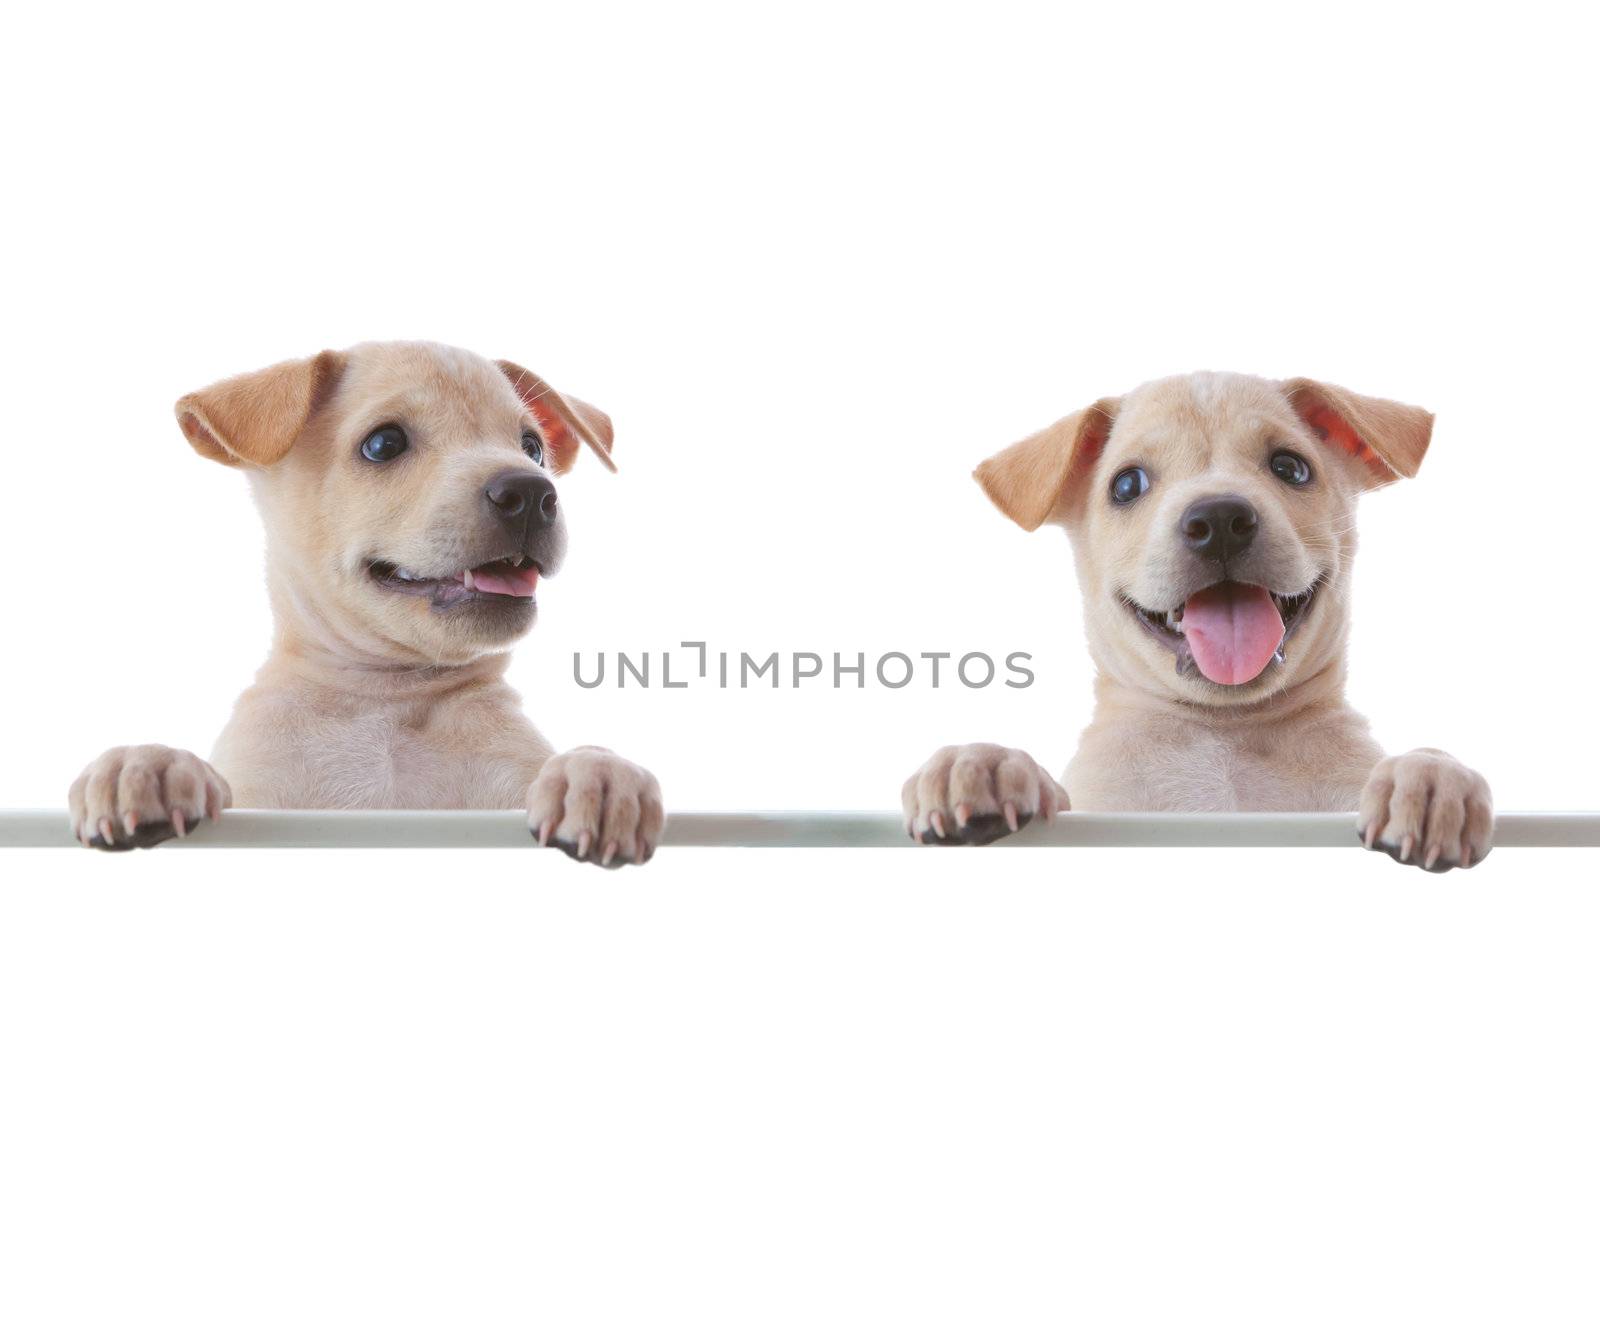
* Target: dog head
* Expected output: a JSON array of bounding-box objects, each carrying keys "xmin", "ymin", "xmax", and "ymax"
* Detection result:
[
  {"xmin": 176, "ymin": 341, "xmax": 616, "ymax": 666},
  {"xmin": 975, "ymin": 371, "xmax": 1432, "ymax": 705}
]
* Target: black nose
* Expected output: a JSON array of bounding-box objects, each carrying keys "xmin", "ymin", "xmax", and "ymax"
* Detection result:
[
  {"xmin": 1180, "ymin": 495, "xmax": 1257, "ymax": 561},
  {"xmin": 484, "ymin": 470, "xmax": 558, "ymax": 525}
]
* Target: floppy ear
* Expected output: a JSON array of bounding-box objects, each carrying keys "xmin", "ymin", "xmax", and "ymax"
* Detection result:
[
  {"xmin": 1280, "ymin": 378, "xmax": 1433, "ymax": 486},
  {"xmin": 974, "ymin": 398, "xmax": 1121, "ymax": 530},
  {"xmin": 175, "ymin": 351, "xmax": 344, "ymax": 467},
  {"xmin": 496, "ymin": 360, "xmax": 617, "ymax": 475}
]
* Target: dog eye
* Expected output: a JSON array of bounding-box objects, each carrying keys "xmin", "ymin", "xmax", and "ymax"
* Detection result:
[
  {"xmin": 1110, "ymin": 467, "xmax": 1150, "ymax": 505},
  {"xmin": 521, "ymin": 430, "xmax": 545, "ymax": 465},
  {"xmin": 360, "ymin": 425, "xmax": 409, "ymax": 463},
  {"xmin": 1269, "ymin": 450, "xmax": 1313, "ymax": 486}
]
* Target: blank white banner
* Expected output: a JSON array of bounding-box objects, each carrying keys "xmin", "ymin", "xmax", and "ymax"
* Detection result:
[{"xmin": 3, "ymin": 809, "xmax": 1596, "ymax": 849}]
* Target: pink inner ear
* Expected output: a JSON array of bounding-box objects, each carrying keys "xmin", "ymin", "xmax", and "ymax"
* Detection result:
[
  {"xmin": 1071, "ymin": 417, "xmax": 1113, "ymax": 487},
  {"xmin": 1304, "ymin": 403, "xmax": 1384, "ymax": 472}
]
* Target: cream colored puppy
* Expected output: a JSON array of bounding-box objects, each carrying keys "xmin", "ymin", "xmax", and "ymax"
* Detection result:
[
  {"xmin": 70, "ymin": 342, "xmax": 663, "ymax": 867},
  {"xmin": 903, "ymin": 372, "xmax": 1492, "ymax": 871}
]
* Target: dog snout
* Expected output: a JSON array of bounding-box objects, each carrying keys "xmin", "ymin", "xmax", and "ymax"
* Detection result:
[
  {"xmin": 484, "ymin": 470, "xmax": 558, "ymax": 527},
  {"xmin": 1180, "ymin": 495, "xmax": 1257, "ymax": 561}
]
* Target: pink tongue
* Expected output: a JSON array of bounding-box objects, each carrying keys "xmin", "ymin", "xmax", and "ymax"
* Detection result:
[
  {"xmin": 1182, "ymin": 582, "xmax": 1284, "ymax": 685},
  {"xmin": 469, "ymin": 564, "xmax": 539, "ymax": 597}
]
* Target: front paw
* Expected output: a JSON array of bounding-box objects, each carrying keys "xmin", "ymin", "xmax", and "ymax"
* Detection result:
[
  {"xmin": 1358, "ymin": 748, "xmax": 1493, "ymax": 872},
  {"xmin": 67, "ymin": 745, "xmax": 232, "ymax": 851},
  {"xmin": 527, "ymin": 747, "xmax": 664, "ymax": 869},
  {"xmin": 901, "ymin": 743, "xmax": 1068, "ymax": 845}
]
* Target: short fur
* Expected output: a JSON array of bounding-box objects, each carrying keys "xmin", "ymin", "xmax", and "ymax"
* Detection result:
[
  {"xmin": 903, "ymin": 371, "xmax": 1492, "ymax": 870},
  {"xmin": 70, "ymin": 341, "xmax": 662, "ymax": 866}
]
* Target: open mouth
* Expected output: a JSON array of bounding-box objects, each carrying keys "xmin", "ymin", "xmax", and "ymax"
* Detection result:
[
  {"xmin": 366, "ymin": 554, "xmax": 542, "ymax": 610},
  {"xmin": 1125, "ymin": 578, "xmax": 1321, "ymax": 686}
]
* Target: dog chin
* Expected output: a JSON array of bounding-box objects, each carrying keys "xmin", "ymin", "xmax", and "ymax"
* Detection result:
[
  {"xmin": 413, "ymin": 594, "xmax": 538, "ymax": 649},
  {"xmin": 362, "ymin": 581, "xmax": 538, "ymax": 659}
]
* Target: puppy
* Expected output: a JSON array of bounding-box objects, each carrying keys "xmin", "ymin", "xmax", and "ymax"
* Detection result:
[
  {"xmin": 69, "ymin": 342, "xmax": 663, "ymax": 867},
  {"xmin": 902, "ymin": 372, "xmax": 1492, "ymax": 871}
]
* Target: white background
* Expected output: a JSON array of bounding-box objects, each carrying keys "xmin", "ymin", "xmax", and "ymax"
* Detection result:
[{"xmin": 3, "ymin": 2, "xmax": 1598, "ymax": 1326}]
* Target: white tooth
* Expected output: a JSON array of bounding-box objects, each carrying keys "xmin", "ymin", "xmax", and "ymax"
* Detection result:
[{"xmin": 463, "ymin": 568, "xmax": 475, "ymax": 591}]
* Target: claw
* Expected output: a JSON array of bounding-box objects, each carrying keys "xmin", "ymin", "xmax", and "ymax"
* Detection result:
[
  {"xmin": 1004, "ymin": 801, "xmax": 1019, "ymax": 834},
  {"xmin": 173, "ymin": 808, "xmax": 188, "ymax": 838},
  {"xmin": 954, "ymin": 803, "xmax": 971, "ymax": 829},
  {"xmin": 1424, "ymin": 843, "xmax": 1442, "ymax": 870},
  {"xmin": 1363, "ymin": 821, "xmax": 1379, "ymax": 850},
  {"xmin": 930, "ymin": 811, "xmax": 946, "ymax": 840},
  {"xmin": 576, "ymin": 830, "xmax": 591, "ymax": 860},
  {"xmin": 602, "ymin": 840, "xmax": 617, "ymax": 867},
  {"xmin": 1399, "ymin": 833, "xmax": 1414, "ymax": 863},
  {"xmin": 98, "ymin": 817, "xmax": 115, "ymax": 846}
]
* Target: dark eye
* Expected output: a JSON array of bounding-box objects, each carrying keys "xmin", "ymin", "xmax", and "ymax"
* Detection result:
[
  {"xmin": 360, "ymin": 424, "xmax": 408, "ymax": 463},
  {"xmin": 1269, "ymin": 450, "xmax": 1312, "ymax": 486},
  {"xmin": 521, "ymin": 430, "xmax": 545, "ymax": 465},
  {"xmin": 1110, "ymin": 466, "xmax": 1150, "ymax": 504}
]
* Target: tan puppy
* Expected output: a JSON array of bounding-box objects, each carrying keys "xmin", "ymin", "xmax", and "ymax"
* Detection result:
[
  {"xmin": 903, "ymin": 372, "xmax": 1492, "ymax": 871},
  {"xmin": 69, "ymin": 342, "xmax": 663, "ymax": 867}
]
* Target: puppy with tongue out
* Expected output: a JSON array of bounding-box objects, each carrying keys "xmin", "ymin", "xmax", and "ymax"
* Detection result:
[
  {"xmin": 69, "ymin": 342, "xmax": 664, "ymax": 868},
  {"xmin": 901, "ymin": 371, "xmax": 1493, "ymax": 872}
]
